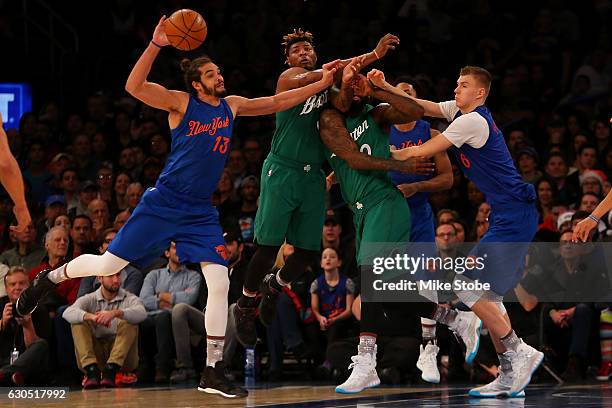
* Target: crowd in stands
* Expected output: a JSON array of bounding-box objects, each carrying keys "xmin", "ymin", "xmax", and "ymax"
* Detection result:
[{"xmin": 0, "ymin": 0, "xmax": 611, "ymax": 389}]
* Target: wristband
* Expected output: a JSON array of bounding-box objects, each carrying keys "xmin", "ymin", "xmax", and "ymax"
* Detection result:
[
  {"xmin": 588, "ymin": 214, "xmax": 600, "ymax": 223},
  {"xmin": 151, "ymin": 40, "xmax": 164, "ymax": 49},
  {"xmin": 373, "ymin": 49, "xmax": 380, "ymax": 59}
]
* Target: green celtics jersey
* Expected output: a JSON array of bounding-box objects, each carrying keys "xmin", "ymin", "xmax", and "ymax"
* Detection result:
[
  {"xmin": 325, "ymin": 104, "xmax": 395, "ymax": 206},
  {"xmin": 270, "ymin": 90, "xmax": 328, "ymax": 166}
]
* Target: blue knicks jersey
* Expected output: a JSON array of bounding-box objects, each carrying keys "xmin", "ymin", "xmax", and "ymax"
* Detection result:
[
  {"xmin": 389, "ymin": 120, "xmax": 433, "ymax": 205},
  {"xmin": 157, "ymin": 95, "xmax": 234, "ymax": 200},
  {"xmin": 451, "ymin": 106, "xmax": 535, "ymax": 207}
]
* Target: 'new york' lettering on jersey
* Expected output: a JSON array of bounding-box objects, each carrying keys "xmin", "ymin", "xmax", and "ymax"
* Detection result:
[
  {"xmin": 325, "ymin": 105, "xmax": 396, "ymax": 207},
  {"xmin": 450, "ymin": 105, "xmax": 535, "ymax": 207},
  {"xmin": 270, "ymin": 90, "xmax": 328, "ymax": 166},
  {"xmin": 157, "ymin": 95, "xmax": 234, "ymax": 200},
  {"xmin": 389, "ymin": 120, "xmax": 433, "ymax": 206}
]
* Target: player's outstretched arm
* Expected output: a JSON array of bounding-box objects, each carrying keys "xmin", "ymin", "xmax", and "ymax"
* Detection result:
[
  {"xmin": 125, "ymin": 16, "xmax": 188, "ymax": 114},
  {"xmin": 320, "ymin": 108, "xmax": 434, "ymax": 175},
  {"xmin": 347, "ymin": 33, "xmax": 400, "ymax": 69},
  {"xmin": 396, "ymin": 130, "xmax": 453, "ymax": 197},
  {"xmin": 227, "ymin": 60, "xmax": 340, "ymax": 117},
  {"xmin": 0, "ymin": 113, "xmax": 31, "ymax": 233},
  {"xmin": 364, "ymin": 70, "xmax": 425, "ymax": 130},
  {"xmin": 573, "ymin": 189, "xmax": 612, "ymax": 242},
  {"xmin": 392, "ymin": 133, "xmax": 453, "ymax": 161}
]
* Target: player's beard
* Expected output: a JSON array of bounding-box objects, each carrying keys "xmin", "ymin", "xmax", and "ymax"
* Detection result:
[{"xmin": 202, "ymin": 82, "xmax": 227, "ymax": 98}]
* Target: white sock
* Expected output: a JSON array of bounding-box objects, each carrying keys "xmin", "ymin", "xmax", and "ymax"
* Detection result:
[
  {"xmin": 47, "ymin": 251, "xmax": 129, "ymax": 283},
  {"xmin": 206, "ymin": 337, "xmax": 225, "ymax": 367},
  {"xmin": 358, "ymin": 334, "xmax": 377, "ymax": 356},
  {"xmin": 201, "ymin": 263, "xmax": 229, "ymax": 337}
]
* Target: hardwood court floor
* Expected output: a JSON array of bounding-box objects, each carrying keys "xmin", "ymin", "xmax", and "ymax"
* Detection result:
[{"xmin": 2, "ymin": 383, "xmax": 612, "ymax": 407}]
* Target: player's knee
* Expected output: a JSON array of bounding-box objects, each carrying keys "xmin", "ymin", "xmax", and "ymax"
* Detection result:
[{"xmin": 205, "ymin": 269, "xmax": 230, "ymax": 297}]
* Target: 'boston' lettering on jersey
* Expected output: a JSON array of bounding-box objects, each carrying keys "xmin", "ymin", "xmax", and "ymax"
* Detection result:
[
  {"xmin": 186, "ymin": 116, "xmax": 230, "ymax": 137},
  {"xmin": 350, "ymin": 119, "xmax": 369, "ymax": 141},
  {"xmin": 300, "ymin": 91, "xmax": 328, "ymax": 115}
]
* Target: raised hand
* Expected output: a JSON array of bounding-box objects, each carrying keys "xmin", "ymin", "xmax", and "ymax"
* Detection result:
[
  {"xmin": 374, "ymin": 34, "xmax": 400, "ymax": 59},
  {"xmin": 342, "ymin": 56, "xmax": 366, "ymax": 85},
  {"xmin": 152, "ymin": 15, "xmax": 170, "ymax": 47},
  {"xmin": 352, "ymin": 74, "xmax": 372, "ymax": 98},
  {"xmin": 322, "ymin": 59, "xmax": 342, "ymax": 86},
  {"xmin": 366, "ymin": 69, "xmax": 388, "ymax": 90}
]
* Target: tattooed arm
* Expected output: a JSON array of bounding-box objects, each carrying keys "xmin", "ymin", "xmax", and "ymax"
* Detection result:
[{"xmin": 319, "ymin": 108, "xmax": 434, "ymax": 175}]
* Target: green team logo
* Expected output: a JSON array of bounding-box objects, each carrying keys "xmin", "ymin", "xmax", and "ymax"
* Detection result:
[{"xmin": 300, "ymin": 90, "xmax": 328, "ymax": 115}]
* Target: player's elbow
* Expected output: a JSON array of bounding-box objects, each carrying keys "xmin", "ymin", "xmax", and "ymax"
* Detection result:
[{"xmin": 0, "ymin": 154, "xmax": 14, "ymax": 171}]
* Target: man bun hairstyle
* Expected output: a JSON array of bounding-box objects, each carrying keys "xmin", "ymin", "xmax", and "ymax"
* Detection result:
[
  {"xmin": 282, "ymin": 28, "xmax": 314, "ymax": 57},
  {"xmin": 180, "ymin": 56, "xmax": 213, "ymax": 95},
  {"xmin": 460, "ymin": 66, "xmax": 492, "ymax": 97}
]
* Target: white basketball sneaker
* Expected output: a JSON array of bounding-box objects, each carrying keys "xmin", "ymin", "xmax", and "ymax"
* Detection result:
[
  {"xmin": 335, "ymin": 352, "xmax": 380, "ymax": 394},
  {"xmin": 469, "ymin": 368, "xmax": 525, "ymax": 398},
  {"xmin": 450, "ymin": 311, "xmax": 482, "ymax": 364},
  {"xmin": 416, "ymin": 342, "xmax": 440, "ymax": 384},
  {"xmin": 507, "ymin": 341, "xmax": 544, "ymax": 397}
]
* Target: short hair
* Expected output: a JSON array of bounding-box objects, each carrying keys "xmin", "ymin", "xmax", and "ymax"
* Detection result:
[
  {"xmin": 60, "ymin": 167, "xmax": 78, "ymax": 180},
  {"xmin": 437, "ymin": 208, "xmax": 459, "ymax": 222},
  {"xmin": 180, "ymin": 56, "xmax": 214, "ymax": 96},
  {"xmin": 393, "ymin": 75, "xmax": 424, "ymax": 98},
  {"xmin": 459, "ymin": 66, "xmax": 492, "ymax": 96},
  {"xmin": 4, "ymin": 266, "xmax": 28, "ymax": 285},
  {"xmin": 45, "ymin": 226, "xmax": 68, "ymax": 244},
  {"xmin": 580, "ymin": 192, "xmax": 600, "ymax": 202},
  {"xmin": 546, "ymin": 152, "xmax": 567, "ymax": 164},
  {"xmin": 282, "ymin": 28, "xmax": 314, "ymax": 57},
  {"xmin": 72, "ymin": 214, "xmax": 92, "ymax": 228},
  {"xmin": 321, "ymin": 245, "xmax": 342, "ymax": 260},
  {"xmin": 578, "ymin": 143, "xmax": 597, "ymax": 156}
]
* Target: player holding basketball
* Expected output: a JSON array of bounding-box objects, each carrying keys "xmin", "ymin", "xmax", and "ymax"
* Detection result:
[
  {"xmin": 320, "ymin": 70, "xmax": 480, "ymax": 394},
  {"xmin": 15, "ymin": 16, "xmax": 339, "ymax": 398},
  {"xmin": 0, "ymin": 112, "xmax": 32, "ymax": 234},
  {"xmin": 389, "ymin": 78, "xmax": 453, "ymax": 384},
  {"xmin": 233, "ymin": 29, "xmax": 420, "ymax": 347},
  {"xmin": 392, "ymin": 66, "xmax": 544, "ymax": 398}
]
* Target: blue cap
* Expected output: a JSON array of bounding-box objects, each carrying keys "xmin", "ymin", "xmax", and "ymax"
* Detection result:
[{"xmin": 45, "ymin": 194, "xmax": 66, "ymax": 207}]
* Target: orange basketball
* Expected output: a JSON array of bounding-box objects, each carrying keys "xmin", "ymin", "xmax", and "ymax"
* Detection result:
[{"xmin": 165, "ymin": 9, "xmax": 207, "ymax": 51}]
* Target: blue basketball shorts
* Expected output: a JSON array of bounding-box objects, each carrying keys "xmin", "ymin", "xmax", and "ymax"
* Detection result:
[
  {"xmin": 463, "ymin": 202, "xmax": 538, "ymax": 295},
  {"xmin": 108, "ymin": 183, "xmax": 228, "ymax": 269}
]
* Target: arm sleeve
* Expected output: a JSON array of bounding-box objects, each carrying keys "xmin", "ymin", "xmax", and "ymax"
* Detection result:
[
  {"xmin": 171, "ymin": 270, "xmax": 202, "ymax": 305},
  {"xmin": 438, "ymin": 100, "xmax": 460, "ymax": 122},
  {"xmin": 62, "ymin": 294, "xmax": 92, "ymax": 323},
  {"xmin": 441, "ymin": 112, "xmax": 489, "ymax": 148},
  {"xmin": 120, "ymin": 294, "xmax": 148, "ymax": 324},
  {"xmin": 139, "ymin": 271, "xmax": 159, "ymax": 311}
]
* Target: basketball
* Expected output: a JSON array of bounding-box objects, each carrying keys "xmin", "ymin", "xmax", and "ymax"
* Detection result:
[{"xmin": 165, "ymin": 9, "xmax": 207, "ymax": 51}]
